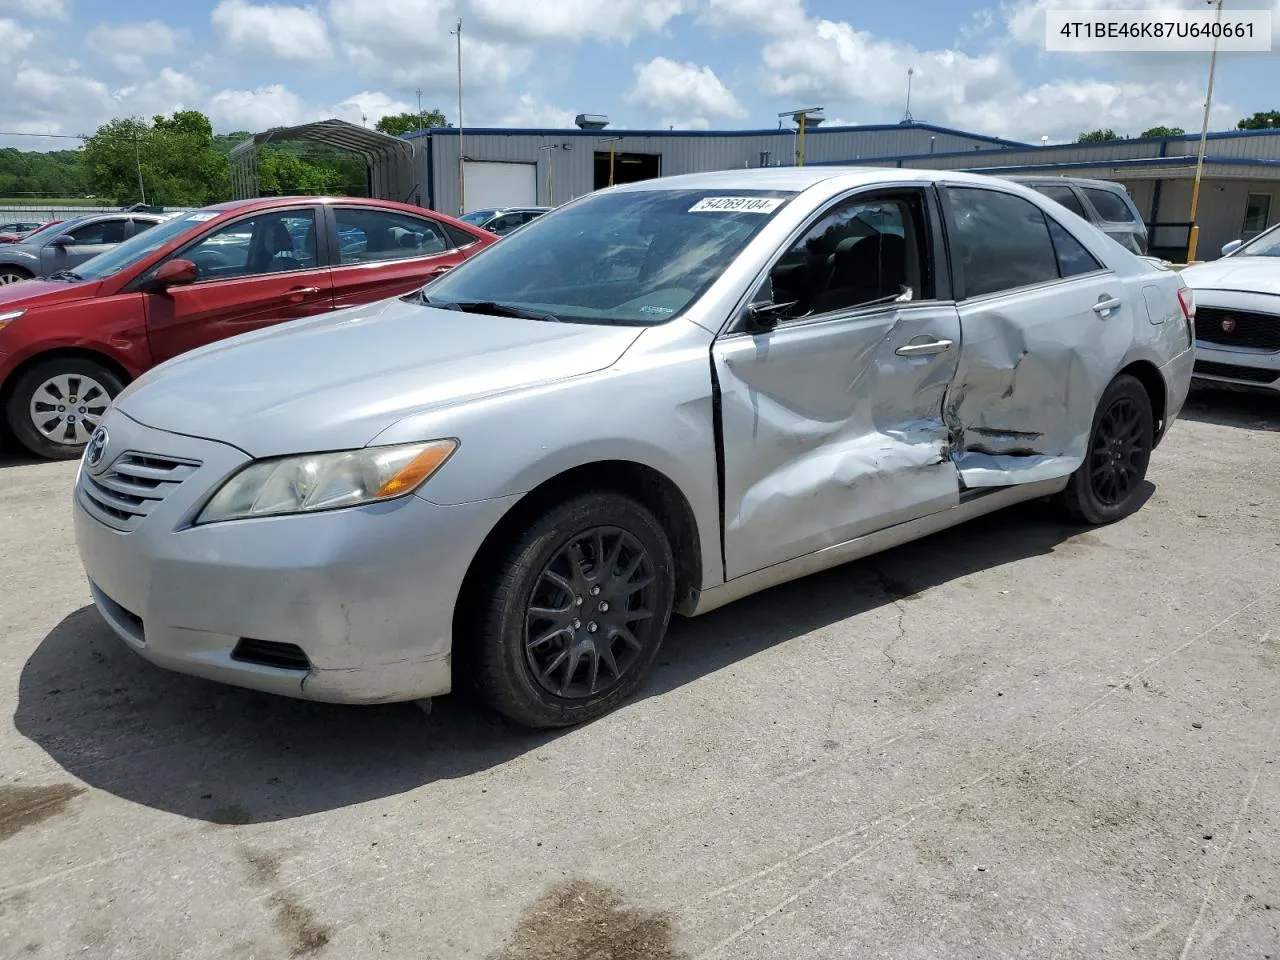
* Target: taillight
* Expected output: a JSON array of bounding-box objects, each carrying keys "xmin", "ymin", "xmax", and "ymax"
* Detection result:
[{"xmin": 1176, "ymin": 287, "xmax": 1195, "ymax": 346}]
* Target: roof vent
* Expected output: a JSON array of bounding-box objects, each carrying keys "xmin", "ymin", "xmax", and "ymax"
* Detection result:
[{"xmin": 575, "ymin": 114, "xmax": 609, "ymax": 130}]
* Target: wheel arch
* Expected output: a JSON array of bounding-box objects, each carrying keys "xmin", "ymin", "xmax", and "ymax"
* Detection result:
[
  {"xmin": 1116, "ymin": 358, "xmax": 1168, "ymax": 446},
  {"xmin": 0, "ymin": 347, "xmax": 134, "ymax": 412},
  {"xmin": 454, "ymin": 459, "xmax": 705, "ymax": 653}
]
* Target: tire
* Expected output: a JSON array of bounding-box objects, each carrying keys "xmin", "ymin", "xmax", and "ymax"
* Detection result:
[
  {"xmin": 1059, "ymin": 373, "xmax": 1154, "ymax": 525},
  {"xmin": 472, "ymin": 491, "xmax": 676, "ymax": 728},
  {"xmin": 6, "ymin": 358, "xmax": 124, "ymax": 460},
  {"xmin": 0, "ymin": 267, "xmax": 32, "ymax": 285}
]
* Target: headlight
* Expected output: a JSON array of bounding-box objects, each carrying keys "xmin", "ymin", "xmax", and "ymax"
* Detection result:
[
  {"xmin": 0, "ymin": 309, "xmax": 25, "ymax": 332},
  {"xmin": 195, "ymin": 439, "xmax": 457, "ymax": 525}
]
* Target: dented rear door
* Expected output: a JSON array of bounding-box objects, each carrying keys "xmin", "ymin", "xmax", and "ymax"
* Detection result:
[
  {"xmin": 714, "ymin": 300, "xmax": 963, "ymax": 580},
  {"xmin": 938, "ymin": 183, "xmax": 1136, "ymax": 488}
]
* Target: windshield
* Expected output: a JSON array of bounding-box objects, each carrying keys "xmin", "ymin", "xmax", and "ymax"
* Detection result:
[
  {"xmin": 20, "ymin": 217, "xmax": 86, "ymax": 245},
  {"xmin": 422, "ymin": 188, "xmax": 796, "ymax": 325},
  {"xmin": 1232, "ymin": 223, "xmax": 1280, "ymax": 258},
  {"xmin": 72, "ymin": 212, "xmax": 209, "ymax": 281}
]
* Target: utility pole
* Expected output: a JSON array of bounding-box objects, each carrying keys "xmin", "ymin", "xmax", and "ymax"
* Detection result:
[
  {"xmin": 132, "ymin": 123, "xmax": 146, "ymax": 205},
  {"xmin": 416, "ymin": 88, "xmax": 424, "ymax": 136},
  {"xmin": 1187, "ymin": 0, "xmax": 1225, "ymax": 263},
  {"xmin": 451, "ymin": 17, "xmax": 465, "ymax": 214}
]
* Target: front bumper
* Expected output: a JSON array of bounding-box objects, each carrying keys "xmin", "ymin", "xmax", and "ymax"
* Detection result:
[
  {"xmin": 1191, "ymin": 341, "xmax": 1280, "ymax": 393},
  {"xmin": 72, "ymin": 409, "xmax": 517, "ymax": 704}
]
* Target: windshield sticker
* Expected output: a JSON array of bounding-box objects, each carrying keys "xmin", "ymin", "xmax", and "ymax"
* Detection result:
[
  {"xmin": 689, "ymin": 196, "xmax": 785, "ymax": 214},
  {"xmin": 185, "ymin": 212, "xmax": 218, "ymax": 222},
  {"xmin": 639, "ymin": 305, "xmax": 675, "ymax": 315}
]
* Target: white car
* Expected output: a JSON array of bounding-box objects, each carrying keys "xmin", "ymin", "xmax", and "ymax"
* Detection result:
[{"xmin": 1181, "ymin": 223, "xmax": 1280, "ymax": 393}]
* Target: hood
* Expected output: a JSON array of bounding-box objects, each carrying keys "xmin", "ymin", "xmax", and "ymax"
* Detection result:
[
  {"xmin": 0, "ymin": 278, "xmax": 102, "ymax": 309},
  {"xmin": 0, "ymin": 242, "xmax": 42, "ymax": 266},
  {"xmin": 1180, "ymin": 257, "xmax": 1280, "ymax": 296},
  {"xmin": 116, "ymin": 294, "xmax": 646, "ymax": 457}
]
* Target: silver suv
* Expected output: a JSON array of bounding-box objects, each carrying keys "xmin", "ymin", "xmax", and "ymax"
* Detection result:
[{"xmin": 1004, "ymin": 176, "xmax": 1148, "ymax": 255}]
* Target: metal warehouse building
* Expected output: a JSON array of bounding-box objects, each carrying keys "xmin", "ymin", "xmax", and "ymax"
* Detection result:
[{"xmin": 230, "ymin": 117, "xmax": 1280, "ymax": 262}]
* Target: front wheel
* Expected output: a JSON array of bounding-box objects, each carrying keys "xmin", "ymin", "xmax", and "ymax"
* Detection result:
[
  {"xmin": 6, "ymin": 358, "xmax": 124, "ymax": 460},
  {"xmin": 1059, "ymin": 373, "xmax": 1154, "ymax": 524},
  {"xmin": 473, "ymin": 492, "xmax": 676, "ymax": 728},
  {"xmin": 0, "ymin": 267, "xmax": 32, "ymax": 285}
]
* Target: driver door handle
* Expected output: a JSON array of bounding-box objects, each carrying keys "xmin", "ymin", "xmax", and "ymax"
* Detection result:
[
  {"xmin": 895, "ymin": 338, "xmax": 955, "ymax": 357},
  {"xmin": 1092, "ymin": 297, "xmax": 1123, "ymax": 315}
]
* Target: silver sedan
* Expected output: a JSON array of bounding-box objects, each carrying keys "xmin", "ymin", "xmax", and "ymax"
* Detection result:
[{"xmin": 73, "ymin": 167, "xmax": 1196, "ymax": 728}]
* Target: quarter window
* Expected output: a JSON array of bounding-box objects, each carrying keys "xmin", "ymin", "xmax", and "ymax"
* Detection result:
[
  {"xmin": 334, "ymin": 208, "xmax": 452, "ymax": 265},
  {"xmin": 1081, "ymin": 186, "xmax": 1136, "ymax": 223},
  {"xmin": 179, "ymin": 210, "xmax": 318, "ymax": 281},
  {"xmin": 766, "ymin": 194, "xmax": 926, "ymax": 319},
  {"xmin": 1046, "ymin": 217, "xmax": 1104, "ymax": 277},
  {"xmin": 947, "ymin": 187, "xmax": 1062, "ymax": 297}
]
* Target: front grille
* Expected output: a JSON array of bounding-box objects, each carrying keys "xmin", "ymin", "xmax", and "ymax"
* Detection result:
[
  {"xmin": 1193, "ymin": 359, "xmax": 1280, "ymax": 384},
  {"xmin": 79, "ymin": 452, "xmax": 202, "ymax": 532},
  {"xmin": 1195, "ymin": 307, "xmax": 1280, "ymax": 351},
  {"xmin": 231, "ymin": 639, "xmax": 311, "ymax": 671}
]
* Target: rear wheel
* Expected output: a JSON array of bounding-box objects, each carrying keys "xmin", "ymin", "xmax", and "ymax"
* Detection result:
[
  {"xmin": 1059, "ymin": 373, "xmax": 1154, "ymax": 525},
  {"xmin": 472, "ymin": 492, "xmax": 676, "ymax": 728},
  {"xmin": 0, "ymin": 267, "xmax": 32, "ymax": 285},
  {"xmin": 6, "ymin": 358, "xmax": 123, "ymax": 460}
]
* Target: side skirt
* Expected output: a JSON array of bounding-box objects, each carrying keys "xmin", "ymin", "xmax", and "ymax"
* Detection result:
[{"xmin": 685, "ymin": 475, "xmax": 1070, "ymax": 617}]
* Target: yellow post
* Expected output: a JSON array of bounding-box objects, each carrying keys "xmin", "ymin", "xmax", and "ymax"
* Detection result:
[
  {"xmin": 1186, "ymin": 0, "xmax": 1224, "ymax": 263},
  {"xmin": 797, "ymin": 113, "xmax": 806, "ymax": 166}
]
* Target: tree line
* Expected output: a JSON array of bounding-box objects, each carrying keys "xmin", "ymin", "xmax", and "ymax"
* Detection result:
[
  {"xmin": 0, "ymin": 107, "xmax": 449, "ymax": 207},
  {"xmin": 1077, "ymin": 110, "xmax": 1280, "ymax": 142}
]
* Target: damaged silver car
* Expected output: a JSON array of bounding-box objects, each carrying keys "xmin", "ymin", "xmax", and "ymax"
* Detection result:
[{"xmin": 73, "ymin": 168, "xmax": 1196, "ymax": 729}]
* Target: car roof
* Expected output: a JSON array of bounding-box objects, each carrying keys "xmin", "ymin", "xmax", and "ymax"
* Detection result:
[
  {"xmin": 607, "ymin": 165, "xmax": 1038, "ymax": 196},
  {"xmin": 204, "ymin": 195, "xmax": 454, "ymax": 216},
  {"xmin": 1005, "ymin": 175, "xmax": 1126, "ymax": 191}
]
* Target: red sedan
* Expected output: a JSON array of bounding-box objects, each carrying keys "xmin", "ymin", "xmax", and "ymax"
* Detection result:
[{"xmin": 0, "ymin": 196, "xmax": 496, "ymax": 459}]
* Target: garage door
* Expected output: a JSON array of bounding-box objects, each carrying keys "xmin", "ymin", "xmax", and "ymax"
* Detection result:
[{"xmin": 463, "ymin": 161, "xmax": 537, "ymax": 213}]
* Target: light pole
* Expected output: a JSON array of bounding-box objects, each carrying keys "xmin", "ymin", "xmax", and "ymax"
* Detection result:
[
  {"xmin": 1187, "ymin": 0, "xmax": 1225, "ymax": 263},
  {"xmin": 450, "ymin": 18, "xmax": 465, "ymax": 214}
]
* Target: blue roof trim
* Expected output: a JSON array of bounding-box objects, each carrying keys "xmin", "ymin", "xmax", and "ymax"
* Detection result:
[
  {"xmin": 887, "ymin": 155, "xmax": 1280, "ymax": 175},
  {"xmin": 401, "ymin": 121, "xmax": 1027, "ymax": 148}
]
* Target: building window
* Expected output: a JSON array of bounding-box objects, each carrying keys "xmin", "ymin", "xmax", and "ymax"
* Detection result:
[{"xmin": 1243, "ymin": 193, "xmax": 1272, "ymax": 238}]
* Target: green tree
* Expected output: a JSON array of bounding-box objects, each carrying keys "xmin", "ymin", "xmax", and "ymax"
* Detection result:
[
  {"xmin": 256, "ymin": 147, "xmax": 338, "ymax": 195},
  {"xmin": 1076, "ymin": 128, "xmax": 1123, "ymax": 142},
  {"xmin": 1237, "ymin": 110, "xmax": 1280, "ymax": 130},
  {"xmin": 1141, "ymin": 125, "xmax": 1184, "ymax": 138},
  {"xmin": 80, "ymin": 110, "xmax": 231, "ymax": 206},
  {"xmin": 374, "ymin": 109, "xmax": 450, "ymax": 137}
]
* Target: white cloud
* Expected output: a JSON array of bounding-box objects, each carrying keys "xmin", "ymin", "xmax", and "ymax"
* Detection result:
[
  {"xmin": 0, "ymin": 17, "xmax": 34, "ymax": 62},
  {"xmin": 328, "ymin": 0, "xmax": 521, "ymax": 98},
  {"xmin": 86, "ymin": 21, "xmax": 182, "ymax": 74},
  {"xmin": 111, "ymin": 68, "xmax": 202, "ymax": 120},
  {"xmin": 0, "ymin": 0, "xmax": 68, "ymax": 19},
  {"xmin": 495, "ymin": 93, "xmax": 576, "ymax": 128},
  {"xmin": 697, "ymin": 0, "xmax": 805, "ymax": 35},
  {"xmin": 207, "ymin": 84, "xmax": 316, "ymax": 131},
  {"xmin": 331, "ymin": 90, "xmax": 416, "ymax": 126},
  {"xmin": 468, "ymin": 0, "xmax": 687, "ymax": 43},
  {"xmin": 627, "ymin": 57, "xmax": 747, "ymax": 129},
  {"xmin": 211, "ymin": 0, "xmax": 332, "ymax": 63}
]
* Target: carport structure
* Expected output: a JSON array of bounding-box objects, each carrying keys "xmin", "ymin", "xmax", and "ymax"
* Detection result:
[{"xmin": 229, "ymin": 119, "xmax": 421, "ymax": 206}]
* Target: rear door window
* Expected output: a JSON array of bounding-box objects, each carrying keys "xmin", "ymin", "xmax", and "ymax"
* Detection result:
[
  {"xmin": 946, "ymin": 187, "xmax": 1061, "ymax": 298},
  {"xmin": 1080, "ymin": 186, "xmax": 1137, "ymax": 223},
  {"xmin": 334, "ymin": 208, "xmax": 453, "ymax": 264}
]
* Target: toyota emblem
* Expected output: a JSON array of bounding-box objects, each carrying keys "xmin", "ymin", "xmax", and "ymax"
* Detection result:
[
  {"xmin": 1221, "ymin": 316, "xmax": 1237, "ymax": 333},
  {"xmin": 85, "ymin": 427, "xmax": 109, "ymax": 470}
]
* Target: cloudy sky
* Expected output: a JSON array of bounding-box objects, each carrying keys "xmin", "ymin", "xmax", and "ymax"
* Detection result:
[{"xmin": 0, "ymin": 0, "xmax": 1276, "ymax": 149}]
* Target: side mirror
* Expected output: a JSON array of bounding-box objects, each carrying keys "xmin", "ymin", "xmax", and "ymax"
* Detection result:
[
  {"xmin": 152, "ymin": 258, "xmax": 198, "ymax": 288},
  {"xmin": 1220, "ymin": 239, "xmax": 1243, "ymax": 257},
  {"xmin": 51, "ymin": 234, "xmax": 76, "ymax": 247},
  {"xmin": 744, "ymin": 299, "xmax": 799, "ymax": 333}
]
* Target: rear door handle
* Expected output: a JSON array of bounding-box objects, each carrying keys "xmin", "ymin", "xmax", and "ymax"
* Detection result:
[
  {"xmin": 895, "ymin": 338, "xmax": 955, "ymax": 357},
  {"xmin": 285, "ymin": 286, "xmax": 322, "ymax": 303},
  {"xmin": 1093, "ymin": 297, "xmax": 1123, "ymax": 315},
  {"xmin": 424, "ymin": 265, "xmax": 453, "ymax": 279}
]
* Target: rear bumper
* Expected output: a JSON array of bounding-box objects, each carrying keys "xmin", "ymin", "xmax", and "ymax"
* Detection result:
[
  {"xmin": 1157, "ymin": 345, "xmax": 1196, "ymax": 442},
  {"xmin": 73, "ymin": 409, "xmax": 518, "ymax": 704}
]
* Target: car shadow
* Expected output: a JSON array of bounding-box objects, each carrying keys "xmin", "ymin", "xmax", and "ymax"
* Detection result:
[
  {"xmin": 0, "ymin": 446, "xmax": 42, "ymax": 469},
  {"xmin": 14, "ymin": 495, "xmax": 1138, "ymax": 826},
  {"xmin": 1181, "ymin": 384, "xmax": 1279, "ymax": 433}
]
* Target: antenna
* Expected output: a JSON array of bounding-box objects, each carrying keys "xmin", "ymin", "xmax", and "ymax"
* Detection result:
[{"xmin": 902, "ymin": 67, "xmax": 914, "ymax": 124}]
